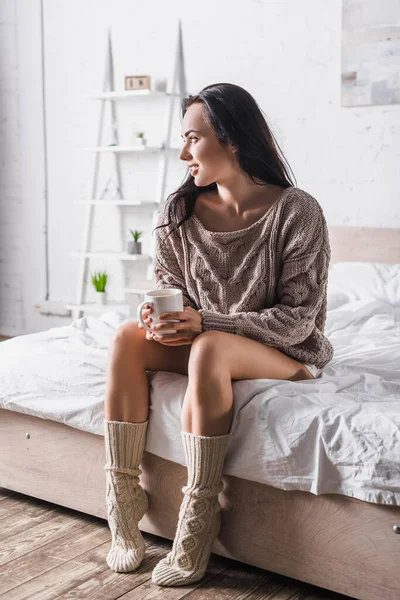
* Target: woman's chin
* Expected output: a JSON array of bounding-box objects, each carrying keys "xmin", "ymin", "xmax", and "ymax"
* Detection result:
[{"xmin": 193, "ymin": 175, "xmax": 212, "ymax": 187}]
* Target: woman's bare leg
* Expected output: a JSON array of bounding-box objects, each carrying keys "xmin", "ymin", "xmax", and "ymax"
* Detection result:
[
  {"xmin": 182, "ymin": 330, "xmax": 313, "ymax": 436},
  {"xmin": 104, "ymin": 321, "xmax": 191, "ymax": 423}
]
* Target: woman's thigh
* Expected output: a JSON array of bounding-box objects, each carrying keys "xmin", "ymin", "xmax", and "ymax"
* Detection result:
[
  {"xmin": 192, "ymin": 331, "xmax": 313, "ymax": 382},
  {"xmin": 114, "ymin": 320, "xmax": 191, "ymax": 377}
]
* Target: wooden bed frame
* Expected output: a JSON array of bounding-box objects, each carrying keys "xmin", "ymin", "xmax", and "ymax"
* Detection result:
[{"xmin": 1, "ymin": 226, "xmax": 400, "ymax": 600}]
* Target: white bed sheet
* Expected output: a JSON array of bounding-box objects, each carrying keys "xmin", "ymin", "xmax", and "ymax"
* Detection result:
[{"xmin": 0, "ymin": 262, "xmax": 399, "ymax": 506}]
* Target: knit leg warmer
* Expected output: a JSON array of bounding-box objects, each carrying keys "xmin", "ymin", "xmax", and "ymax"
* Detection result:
[
  {"xmin": 152, "ymin": 430, "xmax": 230, "ymax": 587},
  {"xmin": 104, "ymin": 419, "xmax": 149, "ymax": 573}
]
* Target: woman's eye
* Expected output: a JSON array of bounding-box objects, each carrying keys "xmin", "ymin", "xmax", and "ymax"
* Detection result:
[{"xmin": 189, "ymin": 136, "xmax": 198, "ymax": 142}]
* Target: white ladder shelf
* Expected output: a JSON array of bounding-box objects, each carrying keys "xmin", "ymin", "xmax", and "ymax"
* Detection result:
[{"xmin": 66, "ymin": 22, "xmax": 187, "ymax": 321}]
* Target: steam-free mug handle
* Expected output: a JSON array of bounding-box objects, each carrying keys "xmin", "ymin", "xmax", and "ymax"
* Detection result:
[{"xmin": 137, "ymin": 301, "xmax": 154, "ymax": 332}]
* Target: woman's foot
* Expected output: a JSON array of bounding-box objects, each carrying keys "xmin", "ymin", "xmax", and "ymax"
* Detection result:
[
  {"xmin": 151, "ymin": 484, "xmax": 221, "ymax": 585},
  {"xmin": 106, "ymin": 475, "xmax": 148, "ymax": 572},
  {"xmin": 152, "ymin": 431, "xmax": 230, "ymax": 586},
  {"xmin": 104, "ymin": 419, "xmax": 149, "ymax": 573}
]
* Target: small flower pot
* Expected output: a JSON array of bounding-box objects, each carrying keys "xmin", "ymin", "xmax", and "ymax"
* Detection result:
[
  {"xmin": 127, "ymin": 241, "xmax": 142, "ymax": 255},
  {"xmin": 135, "ymin": 136, "xmax": 147, "ymax": 148},
  {"xmin": 96, "ymin": 291, "xmax": 108, "ymax": 305}
]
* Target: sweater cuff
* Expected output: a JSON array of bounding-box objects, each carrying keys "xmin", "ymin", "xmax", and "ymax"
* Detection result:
[{"xmin": 199, "ymin": 309, "xmax": 237, "ymax": 335}]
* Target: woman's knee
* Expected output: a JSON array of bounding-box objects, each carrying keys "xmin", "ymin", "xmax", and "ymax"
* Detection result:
[
  {"xmin": 108, "ymin": 321, "xmax": 144, "ymax": 359},
  {"xmin": 112, "ymin": 320, "xmax": 143, "ymax": 343},
  {"xmin": 188, "ymin": 332, "xmax": 222, "ymax": 375}
]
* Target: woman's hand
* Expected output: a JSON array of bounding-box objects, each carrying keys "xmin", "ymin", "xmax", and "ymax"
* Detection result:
[
  {"xmin": 138, "ymin": 305, "xmax": 158, "ymax": 342},
  {"xmin": 138, "ymin": 305, "xmax": 203, "ymax": 346}
]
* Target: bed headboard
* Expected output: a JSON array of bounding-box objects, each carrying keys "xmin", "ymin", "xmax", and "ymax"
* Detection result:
[{"xmin": 328, "ymin": 226, "xmax": 400, "ymax": 265}]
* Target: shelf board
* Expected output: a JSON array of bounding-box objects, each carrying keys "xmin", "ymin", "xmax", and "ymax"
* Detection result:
[
  {"xmin": 122, "ymin": 289, "xmax": 151, "ymax": 295},
  {"xmin": 65, "ymin": 302, "xmax": 130, "ymax": 313},
  {"xmin": 122, "ymin": 280, "xmax": 157, "ymax": 294},
  {"xmin": 81, "ymin": 145, "xmax": 167, "ymax": 153},
  {"xmin": 80, "ymin": 146, "xmax": 180, "ymax": 153},
  {"xmin": 84, "ymin": 90, "xmax": 181, "ymax": 100},
  {"xmin": 74, "ymin": 200, "xmax": 160, "ymax": 206},
  {"xmin": 70, "ymin": 252, "xmax": 152, "ymax": 261}
]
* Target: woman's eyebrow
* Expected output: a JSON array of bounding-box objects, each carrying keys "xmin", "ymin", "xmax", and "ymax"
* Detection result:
[{"xmin": 181, "ymin": 129, "xmax": 201, "ymax": 139}]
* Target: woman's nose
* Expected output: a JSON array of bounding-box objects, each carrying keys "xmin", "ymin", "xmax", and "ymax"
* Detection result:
[{"xmin": 179, "ymin": 146, "xmax": 192, "ymax": 162}]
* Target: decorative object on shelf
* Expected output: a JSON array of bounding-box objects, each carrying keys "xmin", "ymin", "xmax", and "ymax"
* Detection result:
[
  {"xmin": 99, "ymin": 175, "xmax": 123, "ymax": 200},
  {"xmin": 108, "ymin": 117, "xmax": 118, "ymax": 147},
  {"xmin": 135, "ymin": 131, "xmax": 147, "ymax": 147},
  {"xmin": 91, "ymin": 270, "xmax": 109, "ymax": 305},
  {"xmin": 153, "ymin": 78, "xmax": 168, "ymax": 92},
  {"xmin": 125, "ymin": 75, "xmax": 151, "ymax": 91},
  {"xmin": 128, "ymin": 230, "xmax": 143, "ymax": 255}
]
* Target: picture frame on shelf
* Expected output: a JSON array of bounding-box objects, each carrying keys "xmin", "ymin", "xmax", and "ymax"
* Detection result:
[{"xmin": 125, "ymin": 75, "xmax": 151, "ymax": 91}]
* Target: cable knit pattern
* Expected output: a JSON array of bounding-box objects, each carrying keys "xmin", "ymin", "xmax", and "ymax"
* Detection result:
[
  {"xmin": 153, "ymin": 186, "xmax": 333, "ymax": 369},
  {"xmin": 104, "ymin": 419, "xmax": 149, "ymax": 573},
  {"xmin": 152, "ymin": 431, "xmax": 230, "ymax": 586}
]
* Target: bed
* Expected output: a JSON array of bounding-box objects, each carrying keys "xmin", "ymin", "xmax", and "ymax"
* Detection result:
[{"xmin": 0, "ymin": 225, "xmax": 399, "ymax": 600}]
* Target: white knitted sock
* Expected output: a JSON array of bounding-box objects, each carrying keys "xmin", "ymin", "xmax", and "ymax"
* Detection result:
[
  {"xmin": 152, "ymin": 431, "xmax": 230, "ymax": 587},
  {"xmin": 104, "ymin": 419, "xmax": 149, "ymax": 573}
]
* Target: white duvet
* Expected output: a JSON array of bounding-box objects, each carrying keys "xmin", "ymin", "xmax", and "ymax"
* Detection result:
[{"xmin": 0, "ymin": 262, "xmax": 399, "ymax": 506}]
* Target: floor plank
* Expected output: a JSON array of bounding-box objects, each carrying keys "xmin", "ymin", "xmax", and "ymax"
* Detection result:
[
  {"xmin": 0, "ymin": 490, "xmax": 17, "ymax": 501},
  {"xmin": 0, "ymin": 511, "xmax": 97, "ymax": 567},
  {"xmin": 0, "ymin": 488, "xmax": 353, "ymax": 600},
  {"xmin": 57, "ymin": 540, "xmax": 230, "ymax": 600},
  {"xmin": 0, "ymin": 504, "xmax": 59, "ymax": 542}
]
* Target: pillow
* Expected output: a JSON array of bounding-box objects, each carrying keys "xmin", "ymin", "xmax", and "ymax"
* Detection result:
[{"xmin": 326, "ymin": 262, "xmax": 400, "ymax": 310}]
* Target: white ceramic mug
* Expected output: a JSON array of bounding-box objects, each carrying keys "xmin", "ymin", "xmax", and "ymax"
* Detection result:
[{"xmin": 137, "ymin": 288, "xmax": 183, "ymax": 334}]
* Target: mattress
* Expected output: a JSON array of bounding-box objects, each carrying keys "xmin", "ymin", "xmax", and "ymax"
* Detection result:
[{"xmin": 0, "ymin": 262, "xmax": 399, "ymax": 506}]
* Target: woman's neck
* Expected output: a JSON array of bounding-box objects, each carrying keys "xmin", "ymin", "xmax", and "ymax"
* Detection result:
[{"xmin": 213, "ymin": 177, "xmax": 283, "ymax": 217}]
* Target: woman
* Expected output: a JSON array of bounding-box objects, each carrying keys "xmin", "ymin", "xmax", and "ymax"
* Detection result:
[{"xmin": 103, "ymin": 83, "xmax": 334, "ymax": 587}]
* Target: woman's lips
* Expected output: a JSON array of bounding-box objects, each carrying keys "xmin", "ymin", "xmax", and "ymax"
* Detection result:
[{"xmin": 190, "ymin": 166, "xmax": 199, "ymax": 174}]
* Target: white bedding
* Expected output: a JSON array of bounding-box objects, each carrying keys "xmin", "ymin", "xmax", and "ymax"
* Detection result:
[{"xmin": 0, "ymin": 262, "xmax": 399, "ymax": 506}]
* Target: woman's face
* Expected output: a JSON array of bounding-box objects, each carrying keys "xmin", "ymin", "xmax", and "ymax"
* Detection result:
[{"xmin": 180, "ymin": 102, "xmax": 237, "ymax": 186}]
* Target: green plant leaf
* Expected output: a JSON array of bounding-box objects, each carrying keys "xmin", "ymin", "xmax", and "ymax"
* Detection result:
[
  {"xmin": 91, "ymin": 270, "xmax": 108, "ymax": 292},
  {"xmin": 129, "ymin": 229, "xmax": 143, "ymax": 241}
]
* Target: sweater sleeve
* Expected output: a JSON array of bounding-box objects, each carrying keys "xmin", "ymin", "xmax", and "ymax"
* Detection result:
[
  {"xmin": 198, "ymin": 205, "xmax": 331, "ymax": 348},
  {"xmin": 152, "ymin": 202, "xmax": 198, "ymax": 310}
]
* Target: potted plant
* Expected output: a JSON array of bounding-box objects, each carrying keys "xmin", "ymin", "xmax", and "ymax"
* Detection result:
[
  {"xmin": 135, "ymin": 131, "xmax": 147, "ymax": 147},
  {"xmin": 91, "ymin": 270, "xmax": 109, "ymax": 305},
  {"xmin": 128, "ymin": 230, "xmax": 143, "ymax": 255}
]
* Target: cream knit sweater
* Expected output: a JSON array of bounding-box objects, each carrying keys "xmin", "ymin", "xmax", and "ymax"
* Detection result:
[{"xmin": 153, "ymin": 186, "xmax": 334, "ymax": 369}]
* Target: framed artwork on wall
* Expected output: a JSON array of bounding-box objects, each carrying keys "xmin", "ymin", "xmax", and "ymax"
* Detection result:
[{"xmin": 341, "ymin": 0, "xmax": 400, "ymax": 107}]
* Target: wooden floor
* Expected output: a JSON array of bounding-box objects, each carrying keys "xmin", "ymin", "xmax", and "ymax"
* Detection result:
[{"xmin": 0, "ymin": 487, "xmax": 355, "ymax": 600}]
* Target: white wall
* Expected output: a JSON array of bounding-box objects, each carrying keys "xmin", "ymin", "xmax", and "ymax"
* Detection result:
[{"xmin": 1, "ymin": 0, "xmax": 399, "ymax": 336}]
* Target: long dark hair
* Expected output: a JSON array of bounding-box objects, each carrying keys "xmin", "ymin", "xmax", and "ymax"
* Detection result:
[{"xmin": 153, "ymin": 82, "xmax": 297, "ymax": 239}]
